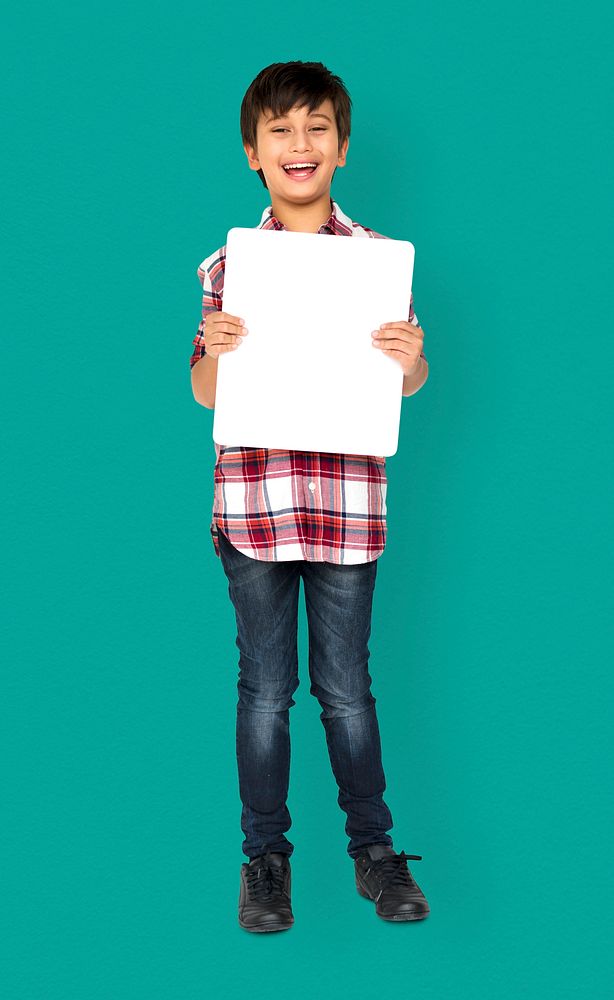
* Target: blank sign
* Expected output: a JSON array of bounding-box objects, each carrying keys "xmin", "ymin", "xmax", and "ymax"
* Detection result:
[{"xmin": 212, "ymin": 227, "xmax": 415, "ymax": 456}]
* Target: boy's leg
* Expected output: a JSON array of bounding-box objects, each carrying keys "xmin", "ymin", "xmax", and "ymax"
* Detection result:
[
  {"xmin": 300, "ymin": 557, "xmax": 394, "ymax": 859},
  {"xmin": 217, "ymin": 529, "xmax": 301, "ymax": 860}
]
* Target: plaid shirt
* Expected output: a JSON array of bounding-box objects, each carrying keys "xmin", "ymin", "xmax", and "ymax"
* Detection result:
[{"xmin": 190, "ymin": 198, "xmax": 424, "ymax": 563}]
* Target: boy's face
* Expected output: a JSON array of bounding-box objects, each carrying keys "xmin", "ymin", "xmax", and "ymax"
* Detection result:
[{"xmin": 244, "ymin": 98, "xmax": 349, "ymax": 205}]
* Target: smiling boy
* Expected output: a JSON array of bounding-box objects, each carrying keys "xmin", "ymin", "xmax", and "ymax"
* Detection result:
[{"xmin": 190, "ymin": 61, "xmax": 430, "ymax": 932}]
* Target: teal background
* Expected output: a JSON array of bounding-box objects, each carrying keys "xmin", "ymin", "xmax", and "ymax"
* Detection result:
[{"xmin": 2, "ymin": 0, "xmax": 613, "ymax": 997}]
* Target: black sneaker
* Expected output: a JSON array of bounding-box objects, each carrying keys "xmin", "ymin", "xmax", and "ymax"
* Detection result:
[
  {"xmin": 354, "ymin": 844, "xmax": 430, "ymax": 921},
  {"xmin": 238, "ymin": 850, "xmax": 294, "ymax": 932}
]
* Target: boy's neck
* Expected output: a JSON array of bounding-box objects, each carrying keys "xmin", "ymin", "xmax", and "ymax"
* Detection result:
[{"xmin": 269, "ymin": 192, "xmax": 334, "ymax": 233}]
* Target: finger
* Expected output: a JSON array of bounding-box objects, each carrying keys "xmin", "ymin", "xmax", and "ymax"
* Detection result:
[
  {"xmin": 206, "ymin": 320, "xmax": 248, "ymax": 335},
  {"xmin": 374, "ymin": 332, "xmax": 422, "ymax": 349},
  {"xmin": 373, "ymin": 336, "xmax": 413, "ymax": 351},
  {"xmin": 376, "ymin": 324, "xmax": 422, "ymax": 344},
  {"xmin": 204, "ymin": 313, "xmax": 243, "ymax": 330},
  {"xmin": 208, "ymin": 333, "xmax": 244, "ymax": 346},
  {"xmin": 209, "ymin": 311, "xmax": 245, "ymax": 326},
  {"xmin": 209, "ymin": 342, "xmax": 239, "ymax": 356},
  {"xmin": 372, "ymin": 327, "xmax": 424, "ymax": 348}
]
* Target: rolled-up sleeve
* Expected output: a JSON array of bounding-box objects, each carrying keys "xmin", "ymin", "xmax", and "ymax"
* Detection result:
[{"xmin": 190, "ymin": 252, "xmax": 224, "ymax": 370}]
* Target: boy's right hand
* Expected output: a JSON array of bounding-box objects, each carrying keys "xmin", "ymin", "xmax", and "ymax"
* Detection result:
[{"xmin": 203, "ymin": 311, "xmax": 248, "ymax": 359}]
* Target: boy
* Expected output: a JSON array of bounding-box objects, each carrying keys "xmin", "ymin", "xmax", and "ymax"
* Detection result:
[{"xmin": 190, "ymin": 61, "xmax": 430, "ymax": 932}]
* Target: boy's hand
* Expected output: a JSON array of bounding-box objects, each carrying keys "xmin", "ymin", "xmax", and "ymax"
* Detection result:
[
  {"xmin": 371, "ymin": 321, "xmax": 424, "ymax": 376},
  {"xmin": 203, "ymin": 311, "xmax": 248, "ymax": 359}
]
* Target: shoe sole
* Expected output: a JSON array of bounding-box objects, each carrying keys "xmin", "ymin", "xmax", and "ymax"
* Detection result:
[
  {"xmin": 238, "ymin": 917, "xmax": 294, "ymax": 933},
  {"xmin": 356, "ymin": 880, "xmax": 430, "ymax": 921}
]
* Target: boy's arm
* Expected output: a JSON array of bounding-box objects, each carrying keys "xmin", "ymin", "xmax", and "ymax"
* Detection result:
[
  {"xmin": 190, "ymin": 256, "xmax": 223, "ymax": 408},
  {"xmin": 402, "ymin": 292, "xmax": 428, "ymax": 397},
  {"xmin": 191, "ymin": 353, "xmax": 219, "ymax": 409},
  {"xmin": 402, "ymin": 355, "xmax": 428, "ymax": 396}
]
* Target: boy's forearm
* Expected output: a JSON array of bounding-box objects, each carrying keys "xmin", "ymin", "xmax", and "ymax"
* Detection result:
[
  {"xmin": 191, "ymin": 354, "xmax": 218, "ymax": 408},
  {"xmin": 402, "ymin": 356, "xmax": 429, "ymax": 397}
]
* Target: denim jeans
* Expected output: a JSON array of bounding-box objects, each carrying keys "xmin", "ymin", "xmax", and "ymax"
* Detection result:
[{"xmin": 217, "ymin": 528, "xmax": 394, "ymax": 860}]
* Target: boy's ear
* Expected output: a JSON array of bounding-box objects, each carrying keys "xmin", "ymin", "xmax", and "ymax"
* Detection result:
[
  {"xmin": 244, "ymin": 143, "xmax": 261, "ymax": 171},
  {"xmin": 337, "ymin": 137, "xmax": 349, "ymax": 167}
]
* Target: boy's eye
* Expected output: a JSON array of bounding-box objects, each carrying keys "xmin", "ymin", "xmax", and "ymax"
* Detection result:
[{"xmin": 271, "ymin": 127, "xmax": 327, "ymax": 133}]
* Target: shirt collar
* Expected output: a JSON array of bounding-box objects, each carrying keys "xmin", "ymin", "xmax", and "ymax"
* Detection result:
[{"xmin": 257, "ymin": 198, "xmax": 354, "ymax": 235}]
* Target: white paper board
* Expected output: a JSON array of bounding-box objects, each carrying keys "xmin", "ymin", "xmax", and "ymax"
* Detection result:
[{"xmin": 212, "ymin": 226, "xmax": 415, "ymax": 456}]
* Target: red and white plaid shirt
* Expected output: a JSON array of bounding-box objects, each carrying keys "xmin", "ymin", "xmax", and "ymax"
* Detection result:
[{"xmin": 190, "ymin": 198, "xmax": 425, "ymax": 563}]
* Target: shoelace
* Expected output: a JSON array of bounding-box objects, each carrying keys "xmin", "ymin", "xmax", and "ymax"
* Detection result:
[
  {"xmin": 366, "ymin": 851, "xmax": 422, "ymax": 896},
  {"xmin": 245, "ymin": 851, "xmax": 287, "ymax": 901}
]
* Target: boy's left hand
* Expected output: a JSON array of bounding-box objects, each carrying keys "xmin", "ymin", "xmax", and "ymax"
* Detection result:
[{"xmin": 372, "ymin": 321, "xmax": 424, "ymax": 376}]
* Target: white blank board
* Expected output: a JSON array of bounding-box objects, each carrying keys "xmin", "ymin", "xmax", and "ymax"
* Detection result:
[{"xmin": 212, "ymin": 226, "xmax": 415, "ymax": 456}]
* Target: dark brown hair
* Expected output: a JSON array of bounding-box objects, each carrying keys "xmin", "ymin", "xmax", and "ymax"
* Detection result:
[{"xmin": 240, "ymin": 61, "xmax": 352, "ymax": 189}]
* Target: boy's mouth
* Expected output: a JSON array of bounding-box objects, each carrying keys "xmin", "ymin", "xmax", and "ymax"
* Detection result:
[{"xmin": 282, "ymin": 161, "xmax": 319, "ymax": 181}]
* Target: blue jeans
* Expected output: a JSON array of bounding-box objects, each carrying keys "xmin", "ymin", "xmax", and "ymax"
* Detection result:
[{"xmin": 217, "ymin": 528, "xmax": 394, "ymax": 860}]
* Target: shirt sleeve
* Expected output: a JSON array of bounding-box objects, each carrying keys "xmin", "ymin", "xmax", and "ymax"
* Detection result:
[
  {"xmin": 189, "ymin": 256, "xmax": 224, "ymax": 370},
  {"xmin": 409, "ymin": 291, "xmax": 427, "ymax": 362}
]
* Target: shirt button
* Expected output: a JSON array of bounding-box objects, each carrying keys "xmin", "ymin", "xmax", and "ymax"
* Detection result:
[{"xmin": 308, "ymin": 481, "xmax": 316, "ymax": 492}]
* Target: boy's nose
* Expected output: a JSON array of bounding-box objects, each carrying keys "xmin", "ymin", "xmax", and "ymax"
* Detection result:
[{"xmin": 290, "ymin": 136, "xmax": 313, "ymax": 150}]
